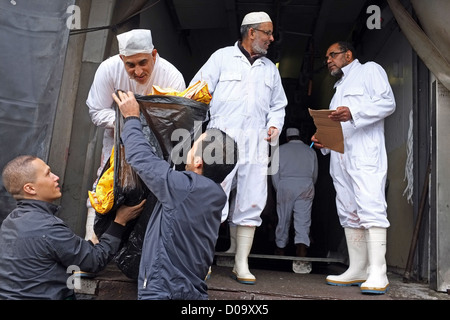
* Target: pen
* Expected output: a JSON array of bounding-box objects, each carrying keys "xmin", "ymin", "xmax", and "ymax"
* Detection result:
[{"xmin": 310, "ymin": 142, "xmax": 314, "ymax": 148}]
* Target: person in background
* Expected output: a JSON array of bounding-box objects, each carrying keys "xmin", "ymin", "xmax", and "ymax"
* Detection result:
[
  {"xmin": 0, "ymin": 155, "xmax": 144, "ymax": 300},
  {"xmin": 112, "ymin": 90, "xmax": 238, "ymax": 300},
  {"xmin": 272, "ymin": 127, "xmax": 318, "ymax": 274},
  {"xmin": 311, "ymin": 41, "xmax": 396, "ymax": 294},
  {"xmin": 189, "ymin": 11, "xmax": 287, "ymax": 285},
  {"xmin": 84, "ymin": 28, "xmax": 186, "ymax": 240}
]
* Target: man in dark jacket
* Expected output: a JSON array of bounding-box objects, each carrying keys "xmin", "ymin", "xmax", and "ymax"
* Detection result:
[
  {"xmin": 0, "ymin": 155, "xmax": 144, "ymax": 300},
  {"xmin": 113, "ymin": 90, "xmax": 238, "ymax": 300}
]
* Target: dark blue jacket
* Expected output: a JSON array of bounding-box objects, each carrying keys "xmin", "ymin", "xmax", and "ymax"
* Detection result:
[
  {"xmin": 0, "ymin": 200, "xmax": 125, "ymax": 300},
  {"xmin": 121, "ymin": 118, "xmax": 226, "ymax": 300}
]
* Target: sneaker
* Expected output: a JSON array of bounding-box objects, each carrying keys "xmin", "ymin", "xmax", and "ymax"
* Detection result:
[{"xmin": 293, "ymin": 261, "xmax": 312, "ymax": 274}]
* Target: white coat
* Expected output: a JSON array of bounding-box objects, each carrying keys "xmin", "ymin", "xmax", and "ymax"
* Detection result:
[
  {"xmin": 190, "ymin": 42, "xmax": 287, "ymax": 226},
  {"xmin": 86, "ymin": 54, "xmax": 186, "ymax": 179},
  {"xmin": 324, "ymin": 59, "xmax": 396, "ymax": 229}
]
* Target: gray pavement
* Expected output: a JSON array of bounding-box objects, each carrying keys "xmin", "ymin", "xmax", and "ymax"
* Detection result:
[
  {"xmin": 207, "ymin": 265, "xmax": 450, "ymax": 300},
  {"xmin": 76, "ymin": 261, "xmax": 450, "ymax": 301}
]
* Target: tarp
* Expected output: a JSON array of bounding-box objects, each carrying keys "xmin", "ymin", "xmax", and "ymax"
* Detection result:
[
  {"xmin": 0, "ymin": 0, "xmax": 74, "ymax": 224},
  {"xmin": 94, "ymin": 93, "xmax": 210, "ymax": 279}
]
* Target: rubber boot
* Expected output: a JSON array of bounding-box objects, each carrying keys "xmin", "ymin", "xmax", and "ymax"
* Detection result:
[
  {"xmin": 326, "ymin": 228, "xmax": 368, "ymax": 286},
  {"xmin": 360, "ymin": 227, "xmax": 389, "ymax": 294},
  {"xmin": 232, "ymin": 226, "xmax": 256, "ymax": 284},
  {"xmin": 224, "ymin": 225, "xmax": 237, "ymax": 254}
]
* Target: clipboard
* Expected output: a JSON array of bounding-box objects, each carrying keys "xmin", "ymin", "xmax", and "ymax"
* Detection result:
[{"xmin": 309, "ymin": 108, "xmax": 344, "ymax": 153}]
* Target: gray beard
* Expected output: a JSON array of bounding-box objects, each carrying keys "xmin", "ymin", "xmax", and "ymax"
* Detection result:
[
  {"xmin": 252, "ymin": 42, "xmax": 267, "ymax": 56},
  {"xmin": 331, "ymin": 68, "xmax": 343, "ymax": 79}
]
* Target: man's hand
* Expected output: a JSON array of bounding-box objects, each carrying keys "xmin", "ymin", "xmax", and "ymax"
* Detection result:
[
  {"xmin": 114, "ymin": 199, "xmax": 146, "ymax": 226},
  {"xmin": 265, "ymin": 126, "xmax": 279, "ymax": 143},
  {"xmin": 112, "ymin": 90, "xmax": 140, "ymax": 118},
  {"xmin": 311, "ymin": 135, "xmax": 324, "ymax": 149},
  {"xmin": 329, "ymin": 106, "xmax": 352, "ymax": 122},
  {"xmin": 90, "ymin": 233, "xmax": 99, "ymax": 245}
]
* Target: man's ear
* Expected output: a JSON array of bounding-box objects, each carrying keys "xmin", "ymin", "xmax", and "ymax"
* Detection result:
[
  {"xmin": 249, "ymin": 28, "xmax": 256, "ymax": 40},
  {"xmin": 23, "ymin": 183, "xmax": 36, "ymax": 196},
  {"xmin": 346, "ymin": 51, "xmax": 353, "ymax": 62}
]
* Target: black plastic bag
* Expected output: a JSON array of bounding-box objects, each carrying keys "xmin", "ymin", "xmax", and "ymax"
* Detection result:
[{"xmin": 94, "ymin": 93, "xmax": 209, "ymax": 279}]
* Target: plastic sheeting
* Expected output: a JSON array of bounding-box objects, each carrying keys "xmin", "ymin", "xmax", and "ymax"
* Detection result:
[
  {"xmin": 94, "ymin": 93, "xmax": 209, "ymax": 279},
  {"xmin": 0, "ymin": 0, "xmax": 74, "ymax": 223}
]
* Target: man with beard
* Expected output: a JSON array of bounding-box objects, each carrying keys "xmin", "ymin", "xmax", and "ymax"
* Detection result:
[
  {"xmin": 190, "ymin": 11, "xmax": 287, "ymax": 285},
  {"xmin": 311, "ymin": 41, "xmax": 396, "ymax": 294}
]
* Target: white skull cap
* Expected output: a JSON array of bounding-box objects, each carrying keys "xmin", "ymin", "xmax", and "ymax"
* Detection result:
[
  {"xmin": 286, "ymin": 128, "xmax": 300, "ymax": 137},
  {"xmin": 241, "ymin": 11, "xmax": 272, "ymax": 26},
  {"xmin": 117, "ymin": 29, "xmax": 154, "ymax": 56}
]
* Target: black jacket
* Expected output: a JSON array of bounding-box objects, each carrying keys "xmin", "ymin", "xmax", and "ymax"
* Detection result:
[
  {"xmin": 122, "ymin": 118, "xmax": 226, "ymax": 300},
  {"xmin": 0, "ymin": 199, "xmax": 125, "ymax": 300}
]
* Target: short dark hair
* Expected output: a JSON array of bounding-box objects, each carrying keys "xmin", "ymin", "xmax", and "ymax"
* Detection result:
[
  {"xmin": 2, "ymin": 155, "xmax": 38, "ymax": 199},
  {"xmin": 196, "ymin": 128, "xmax": 238, "ymax": 183},
  {"xmin": 336, "ymin": 41, "xmax": 357, "ymax": 59}
]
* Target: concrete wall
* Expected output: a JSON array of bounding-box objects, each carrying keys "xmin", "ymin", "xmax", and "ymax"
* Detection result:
[
  {"xmin": 49, "ymin": 0, "xmax": 93, "ymax": 234},
  {"xmin": 429, "ymin": 78, "xmax": 450, "ymax": 292},
  {"xmin": 375, "ymin": 28, "xmax": 415, "ymax": 270},
  {"xmin": 50, "ymin": 0, "xmax": 115, "ymax": 236}
]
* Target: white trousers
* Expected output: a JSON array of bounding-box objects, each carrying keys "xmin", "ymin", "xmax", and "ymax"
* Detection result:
[
  {"xmin": 220, "ymin": 161, "xmax": 268, "ymax": 227},
  {"xmin": 330, "ymin": 152, "xmax": 390, "ymax": 229}
]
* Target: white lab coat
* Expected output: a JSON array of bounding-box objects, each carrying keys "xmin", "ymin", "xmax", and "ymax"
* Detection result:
[
  {"xmin": 86, "ymin": 54, "xmax": 186, "ymax": 179},
  {"xmin": 271, "ymin": 140, "xmax": 318, "ymax": 247},
  {"xmin": 324, "ymin": 59, "xmax": 395, "ymax": 229},
  {"xmin": 190, "ymin": 42, "xmax": 287, "ymax": 226}
]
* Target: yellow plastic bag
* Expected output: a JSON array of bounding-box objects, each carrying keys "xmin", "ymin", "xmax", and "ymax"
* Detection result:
[
  {"xmin": 152, "ymin": 80, "xmax": 212, "ymax": 104},
  {"xmin": 88, "ymin": 147, "xmax": 115, "ymax": 214}
]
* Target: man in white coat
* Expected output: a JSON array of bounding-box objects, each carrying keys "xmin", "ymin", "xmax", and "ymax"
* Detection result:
[
  {"xmin": 190, "ymin": 12, "xmax": 287, "ymax": 284},
  {"xmin": 85, "ymin": 29, "xmax": 186, "ymax": 239},
  {"xmin": 271, "ymin": 128, "xmax": 318, "ymax": 273},
  {"xmin": 311, "ymin": 41, "xmax": 395, "ymax": 294}
]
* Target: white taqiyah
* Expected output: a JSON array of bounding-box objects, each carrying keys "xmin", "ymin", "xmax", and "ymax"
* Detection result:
[{"xmin": 241, "ymin": 11, "xmax": 272, "ymax": 26}]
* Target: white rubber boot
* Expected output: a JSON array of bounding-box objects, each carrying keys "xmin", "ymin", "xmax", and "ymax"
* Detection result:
[
  {"xmin": 232, "ymin": 226, "xmax": 256, "ymax": 284},
  {"xmin": 326, "ymin": 228, "xmax": 368, "ymax": 286},
  {"xmin": 360, "ymin": 227, "xmax": 389, "ymax": 294},
  {"xmin": 224, "ymin": 225, "xmax": 237, "ymax": 254}
]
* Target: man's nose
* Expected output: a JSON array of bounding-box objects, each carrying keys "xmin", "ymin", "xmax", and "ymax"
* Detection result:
[{"xmin": 134, "ymin": 65, "xmax": 143, "ymax": 75}]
